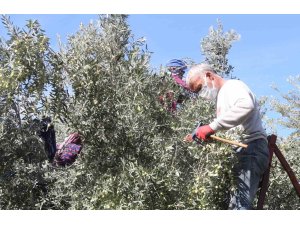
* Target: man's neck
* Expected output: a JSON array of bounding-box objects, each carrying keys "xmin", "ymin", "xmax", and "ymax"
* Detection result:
[{"xmin": 215, "ymin": 76, "xmax": 226, "ymax": 89}]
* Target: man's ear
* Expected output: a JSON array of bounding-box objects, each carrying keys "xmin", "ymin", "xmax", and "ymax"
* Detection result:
[{"xmin": 205, "ymin": 71, "xmax": 214, "ymax": 80}]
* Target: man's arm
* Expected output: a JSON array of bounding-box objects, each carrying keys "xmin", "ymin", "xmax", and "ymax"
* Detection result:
[{"xmin": 172, "ymin": 74, "xmax": 191, "ymax": 91}]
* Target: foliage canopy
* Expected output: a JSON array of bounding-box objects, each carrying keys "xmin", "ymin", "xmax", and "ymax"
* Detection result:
[{"xmin": 0, "ymin": 15, "xmax": 299, "ymax": 210}]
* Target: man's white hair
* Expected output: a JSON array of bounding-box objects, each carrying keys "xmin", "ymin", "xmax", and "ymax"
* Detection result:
[{"xmin": 186, "ymin": 63, "xmax": 215, "ymax": 87}]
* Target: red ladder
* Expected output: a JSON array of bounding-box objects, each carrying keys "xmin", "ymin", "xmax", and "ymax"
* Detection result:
[{"xmin": 257, "ymin": 134, "xmax": 300, "ymax": 209}]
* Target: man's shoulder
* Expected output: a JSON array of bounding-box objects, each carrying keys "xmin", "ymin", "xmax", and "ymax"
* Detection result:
[
  {"xmin": 223, "ymin": 79, "xmax": 249, "ymax": 90},
  {"xmin": 220, "ymin": 80, "xmax": 253, "ymax": 99},
  {"xmin": 225, "ymin": 79, "xmax": 245, "ymax": 86}
]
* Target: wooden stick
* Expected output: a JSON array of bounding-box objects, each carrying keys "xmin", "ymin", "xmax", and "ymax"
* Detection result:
[{"xmin": 210, "ymin": 135, "xmax": 248, "ymax": 148}]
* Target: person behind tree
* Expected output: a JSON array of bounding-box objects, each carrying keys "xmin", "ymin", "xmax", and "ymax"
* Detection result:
[
  {"xmin": 184, "ymin": 63, "xmax": 270, "ymax": 210},
  {"xmin": 166, "ymin": 59, "xmax": 190, "ymax": 91},
  {"xmin": 160, "ymin": 59, "xmax": 193, "ymax": 112}
]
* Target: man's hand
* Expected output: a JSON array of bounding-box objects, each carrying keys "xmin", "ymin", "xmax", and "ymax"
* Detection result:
[
  {"xmin": 195, "ymin": 125, "xmax": 215, "ymax": 141},
  {"xmin": 183, "ymin": 134, "xmax": 194, "ymax": 142}
]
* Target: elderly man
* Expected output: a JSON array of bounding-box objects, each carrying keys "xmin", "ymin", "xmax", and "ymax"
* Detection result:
[{"xmin": 185, "ymin": 63, "xmax": 270, "ymax": 210}]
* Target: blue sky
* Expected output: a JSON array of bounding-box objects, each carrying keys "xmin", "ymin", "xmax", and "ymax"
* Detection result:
[{"xmin": 1, "ymin": 14, "xmax": 299, "ymax": 137}]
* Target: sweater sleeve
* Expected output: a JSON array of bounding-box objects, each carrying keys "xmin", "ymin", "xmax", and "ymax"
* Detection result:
[
  {"xmin": 209, "ymin": 85, "xmax": 255, "ymax": 131},
  {"xmin": 172, "ymin": 74, "xmax": 191, "ymax": 90}
]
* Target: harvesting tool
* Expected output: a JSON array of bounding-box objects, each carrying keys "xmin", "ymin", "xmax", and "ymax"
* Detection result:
[{"xmin": 191, "ymin": 121, "xmax": 248, "ymax": 148}]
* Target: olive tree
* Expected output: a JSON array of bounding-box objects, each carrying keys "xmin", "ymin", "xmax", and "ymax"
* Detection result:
[
  {"xmin": 201, "ymin": 19, "xmax": 240, "ymax": 78},
  {"xmin": 3, "ymin": 15, "xmax": 277, "ymax": 210},
  {"xmin": 39, "ymin": 15, "xmax": 240, "ymax": 210},
  {"xmin": 0, "ymin": 15, "xmax": 55, "ymax": 209}
]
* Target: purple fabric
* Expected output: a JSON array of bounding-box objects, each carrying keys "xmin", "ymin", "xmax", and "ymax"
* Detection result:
[
  {"xmin": 55, "ymin": 143, "xmax": 82, "ymax": 166},
  {"xmin": 57, "ymin": 133, "xmax": 81, "ymax": 150},
  {"xmin": 54, "ymin": 133, "xmax": 83, "ymax": 166},
  {"xmin": 171, "ymin": 74, "xmax": 190, "ymax": 90}
]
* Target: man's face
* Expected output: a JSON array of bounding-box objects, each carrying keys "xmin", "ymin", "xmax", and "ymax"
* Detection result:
[
  {"xmin": 189, "ymin": 75, "xmax": 203, "ymax": 93},
  {"xmin": 168, "ymin": 67, "xmax": 184, "ymax": 77}
]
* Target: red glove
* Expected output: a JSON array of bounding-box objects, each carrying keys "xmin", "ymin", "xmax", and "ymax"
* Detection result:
[{"xmin": 195, "ymin": 125, "xmax": 215, "ymax": 141}]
